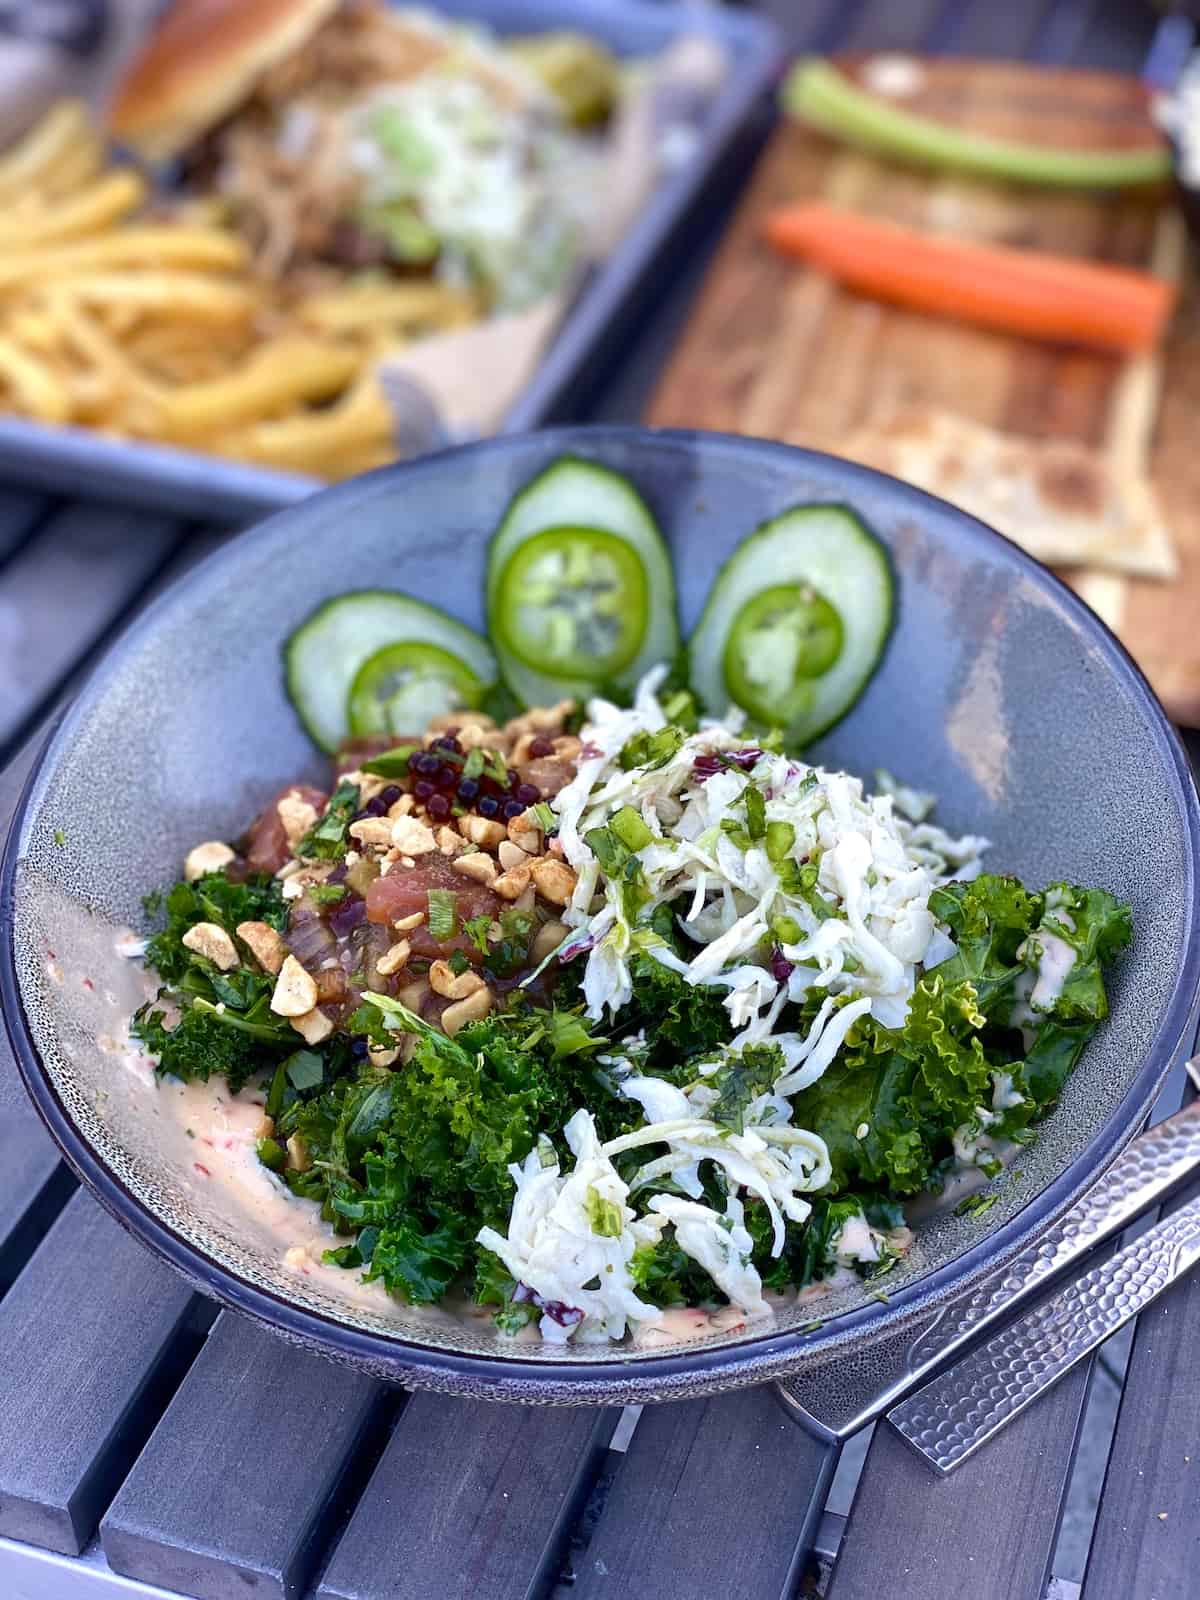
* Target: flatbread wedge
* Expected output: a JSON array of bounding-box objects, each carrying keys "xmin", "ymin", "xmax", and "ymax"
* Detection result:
[{"xmin": 836, "ymin": 408, "xmax": 1177, "ymax": 580}]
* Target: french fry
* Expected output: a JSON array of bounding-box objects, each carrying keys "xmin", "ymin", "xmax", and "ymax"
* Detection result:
[
  {"xmin": 0, "ymin": 335, "xmax": 72, "ymax": 422},
  {"xmin": 51, "ymin": 294, "xmax": 165, "ymax": 408},
  {"xmin": 0, "ymin": 101, "xmax": 91, "ymax": 197},
  {"xmin": 0, "ymin": 228, "xmax": 249, "ymax": 293},
  {"xmin": 39, "ymin": 129, "xmax": 104, "ymax": 198},
  {"xmin": 156, "ymin": 340, "xmax": 363, "ymax": 437},
  {"xmin": 297, "ymin": 280, "xmax": 477, "ymax": 336},
  {"xmin": 214, "ymin": 370, "xmax": 394, "ymax": 469},
  {"xmin": 60, "ymin": 273, "xmax": 260, "ymax": 324},
  {"xmin": 0, "ymin": 170, "xmax": 146, "ymax": 249}
]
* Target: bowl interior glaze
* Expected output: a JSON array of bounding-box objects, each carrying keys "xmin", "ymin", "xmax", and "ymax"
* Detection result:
[{"xmin": 5, "ymin": 426, "xmax": 1199, "ymax": 1404}]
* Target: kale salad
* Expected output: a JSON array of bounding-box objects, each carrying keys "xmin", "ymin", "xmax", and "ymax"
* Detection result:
[{"xmin": 130, "ymin": 456, "xmax": 1131, "ymax": 1346}]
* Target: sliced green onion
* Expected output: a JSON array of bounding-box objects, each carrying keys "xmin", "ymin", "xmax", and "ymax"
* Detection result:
[
  {"xmin": 610, "ymin": 806, "xmax": 652, "ymax": 853},
  {"xmin": 427, "ymin": 889, "xmax": 458, "ymax": 940},
  {"xmin": 766, "ymin": 820, "xmax": 796, "ymax": 862},
  {"xmin": 586, "ymin": 1185, "xmax": 624, "ymax": 1237},
  {"xmin": 256, "ymin": 1137, "xmax": 286, "ymax": 1172},
  {"xmin": 531, "ymin": 801, "xmax": 557, "ymax": 832},
  {"xmin": 462, "ymin": 746, "xmax": 486, "ymax": 781},
  {"xmin": 784, "ymin": 59, "xmax": 1171, "ymax": 190},
  {"xmin": 362, "ymin": 744, "xmax": 418, "ymax": 778},
  {"xmin": 744, "ymin": 788, "xmax": 766, "ymax": 841}
]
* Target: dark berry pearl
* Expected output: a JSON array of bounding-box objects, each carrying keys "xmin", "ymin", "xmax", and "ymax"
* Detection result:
[
  {"xmin": 434, "ymin": 735, "xmax": 461, "ymax": 753},
  {"xmin": 515, "ymin": 782, "xmax": 540, "ymax": 807},
  {"xmin": 350, "ymin": 1036, "xmax": 369, "ymax": 1058},
  {"xmin": 478, "ymin": 794, "xmax": 500, "ymax": 819},
  {"xmin": 435, "ymin": 763, "xmax": 458, "ymax": 790},
  {"xmin": 502, "ymin": 798, "xmax": 524, "ymax": 820},
  {"xmin": 380, "ymin": 785, "xmax": 403, "ymax": 807},
  {"xmin": 364, "ymin": 795, "xmax": 388, "ymax": 817},
  {"xmin": 413, "ymin": 751, "xmax": 439, "ymax": 776},
  {"xmin": 413, "ymin": 778, "xmax": 435, "ymax": 801},
  {"xmin": 457, "ymin": 777, "xmax": 479, "ymax": 803},
  {"xmin": 427, "ymin": 792, "xmax": 451, "ymax": 821},
  {"xmin": 528, "ymin": 736, "xmax": 554, "ymax": 757}
]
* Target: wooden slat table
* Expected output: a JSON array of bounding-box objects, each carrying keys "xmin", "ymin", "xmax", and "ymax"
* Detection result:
[{"xmin": 2, "ymin": 4, "xmax": 1199, "ymax": 1597}]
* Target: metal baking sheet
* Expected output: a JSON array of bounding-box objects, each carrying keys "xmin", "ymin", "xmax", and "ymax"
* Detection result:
[{"xmin": 0, "ymin": 0, "xmax": 781, "ymax": 525}]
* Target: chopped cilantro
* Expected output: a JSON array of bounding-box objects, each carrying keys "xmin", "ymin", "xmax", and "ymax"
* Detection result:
[{"xmin": 296, "ymin": 780, "xmax": 360, "ymax": 862}]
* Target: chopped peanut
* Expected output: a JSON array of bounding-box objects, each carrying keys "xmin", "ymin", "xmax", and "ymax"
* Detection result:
[
  {"xmin": 437, "ymin": 825, "xmax": 466, "ymax": 856},
  {"xmin": 286, "ymin": 1134, "xmax": 311, "ymax": 1172},
  {"xmin": 254, "ymin": 1112, "xmax": 275, "ymax": 1140},
  {"xmin": 349, "ymin": 817, "xmax": 393, "ymax": 847},
  {"xmin": 494, "ymin": 863, "xmax": 532, "ymax": 901},
  {"xmin": 442, "ymin": 985, "xmax": 494, "ymax": 1035},
  {"xmin": 236, "ymin": 920, "xmax": 287, "ymax": 975},
  {"xmin": 452, "ymin": 851, "xmax": 497, "ymax": 886},
  {"xmin": 184, "ymin": 841, "xmax": 235, "ymax": 881},
  {"xmin": 277, "ymin": 790, "xmax": 319, "ymax": 850},
  {"xmin": 181, "ymin": 921, "xmax": 239, "ymax": 971},
  {"xmin": 391, "ymin": 815, "xmax": 437, "ymax": 855},
  {"xmin": 509, "ymin": 732, "xmax": 537, "ymax": 766},
  {"xmin": 375, "ymin": 938, "xmax": 411, "ymax": 977},
  {"xmin": 271, "ymin": 954, "xmax": 318, "ymax": 1017},
  {"xmin": 497, "ymin": 840, "xmax": 528, "ymax": 871},
  {"xmin": 531, "ymin": 919, "xmax": 569, "ymax": 963},
  {"xmin": 529, "ymin": 857, "xmax": 577, "ymax": 906},
  {"xmin": 368, "ymin": 1043, "xmax": 400, "ymax": 1068},
  {"xmin": 388, "ymin": 794, "xmax": 415, "ymax": 818},
  {"xmin": 429, "ymin": 959, "xmax": 486, "ymax": 999},
  {"xmin": 553, "ymin": 735, "xmax": 583, "ymax": 761},
  {"xmin": 507, "ymin": 811, "xmax": 542, "ymax": 854},
  {"xmin": 290, "ymin": 1008, "xmax": 334, "ymax": 1044},
  {"xmin": 392, "ymin": 911, "xmax": 425, "ymax": 931},
  {"xmin": 455, "ymin": 724, "xmax": 495, "ymax": 751},
  {"xmin": 460, "ymin": 815, "xmax": 506, "ymax": 849}
]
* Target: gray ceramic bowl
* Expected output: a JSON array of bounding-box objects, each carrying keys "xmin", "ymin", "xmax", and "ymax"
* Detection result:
[{"xmin": 4, "ymin": 426, "xmax": 1200, "ymax": 1406}]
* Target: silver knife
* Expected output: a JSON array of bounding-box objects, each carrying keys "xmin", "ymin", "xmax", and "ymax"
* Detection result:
[
  {"xmin": 777, "ymin": 1086, "xmax": 1200, "ymax": 1438},
  {"xmin": 888, "ymin": 1189, "xmax": 1200, "ymax": 1473}
]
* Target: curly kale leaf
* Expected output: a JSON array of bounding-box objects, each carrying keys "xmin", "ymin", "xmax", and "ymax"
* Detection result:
[
  {"xmin": 142, "ymin": 870, "xmax": 287, "ymax": 985},
  {"xmin": 617, "ymin": 952, "xmax": 733, "ymax": 1074},
  {"xmin": 926, "ymin": 873, "xmax": 1042, "ymax": 1019}
]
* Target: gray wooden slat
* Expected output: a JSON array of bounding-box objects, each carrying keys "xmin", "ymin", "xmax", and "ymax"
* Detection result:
[
  {"xmin": 1081, "ymin": 1180, "xmax": 1200, "ymax": 1597},
  {"xmin": 829, "ymin": 1362, "xmax": 1094, "ymax": 1599},
  {"xmin": 0, "ymin": 1191, "xmax": 199, "ymax": 1556},
  {"xmin": 319, "ymin": 1394, "xmax": 614, "ymax": 1600},
  {"xmin": 0, "ymin": 503, "xmax": 181, "ymax": 755},
  {"xmin": 0, "ymin": 490, "xmax": 52, "ymax": 566},
  {"xmin": 569, "ymin": 1388, "xmax": 836, "ymax": 1599},
  {"xmin": 102, "ymin": 1314, "xmax": 388, "ymax": 1600},
  {"xmin": 1031, "ymin": 0, "xmax": 1101, "ymax": 64}
]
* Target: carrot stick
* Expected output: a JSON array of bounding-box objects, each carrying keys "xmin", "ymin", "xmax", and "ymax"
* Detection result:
[{"xmin": 763, "ymin": 202, "xmax": 1175, "ymax": 354}]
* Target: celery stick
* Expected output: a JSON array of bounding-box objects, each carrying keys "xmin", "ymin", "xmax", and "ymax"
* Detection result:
[{"xmin": 784, "ymin": 59, "xmax": 1171, "ymax": 190}]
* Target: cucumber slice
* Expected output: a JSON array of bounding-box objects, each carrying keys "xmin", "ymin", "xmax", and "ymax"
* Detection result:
[
  {"xmin": 688, "ymin": 505, "xmax": 893, "ymax": 747},
  {"xmin": 284, "ymin": 590, "xmax": 496, "ymax": 752},
  {"xmin": 348, "ymin": 641, "xmax": 486, "ymax": 737},
  {"xmin": 486, "ymin": 456, "xmax": 679, "ymax": 706}
]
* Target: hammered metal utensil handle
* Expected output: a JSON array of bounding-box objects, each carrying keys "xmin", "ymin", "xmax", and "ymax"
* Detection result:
[
  {"xmin": 903, "ymin": 1089, "xmax": 1200, "ymax": 1375},
  {"xmin": 888, "ymin": 1193, "xmax": 1200, "ymax": 1474}
]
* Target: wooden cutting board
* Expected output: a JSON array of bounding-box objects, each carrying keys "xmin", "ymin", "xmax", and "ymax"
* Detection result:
[{"xmin": 647, "ymin": 57, "xmax": 1200, "ymax": 726}]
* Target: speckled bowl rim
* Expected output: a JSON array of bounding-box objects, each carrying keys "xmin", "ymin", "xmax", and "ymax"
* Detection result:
[{"xmin": 4, "ymin": 425, "xmax": 1200, "ymax": 1405}]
